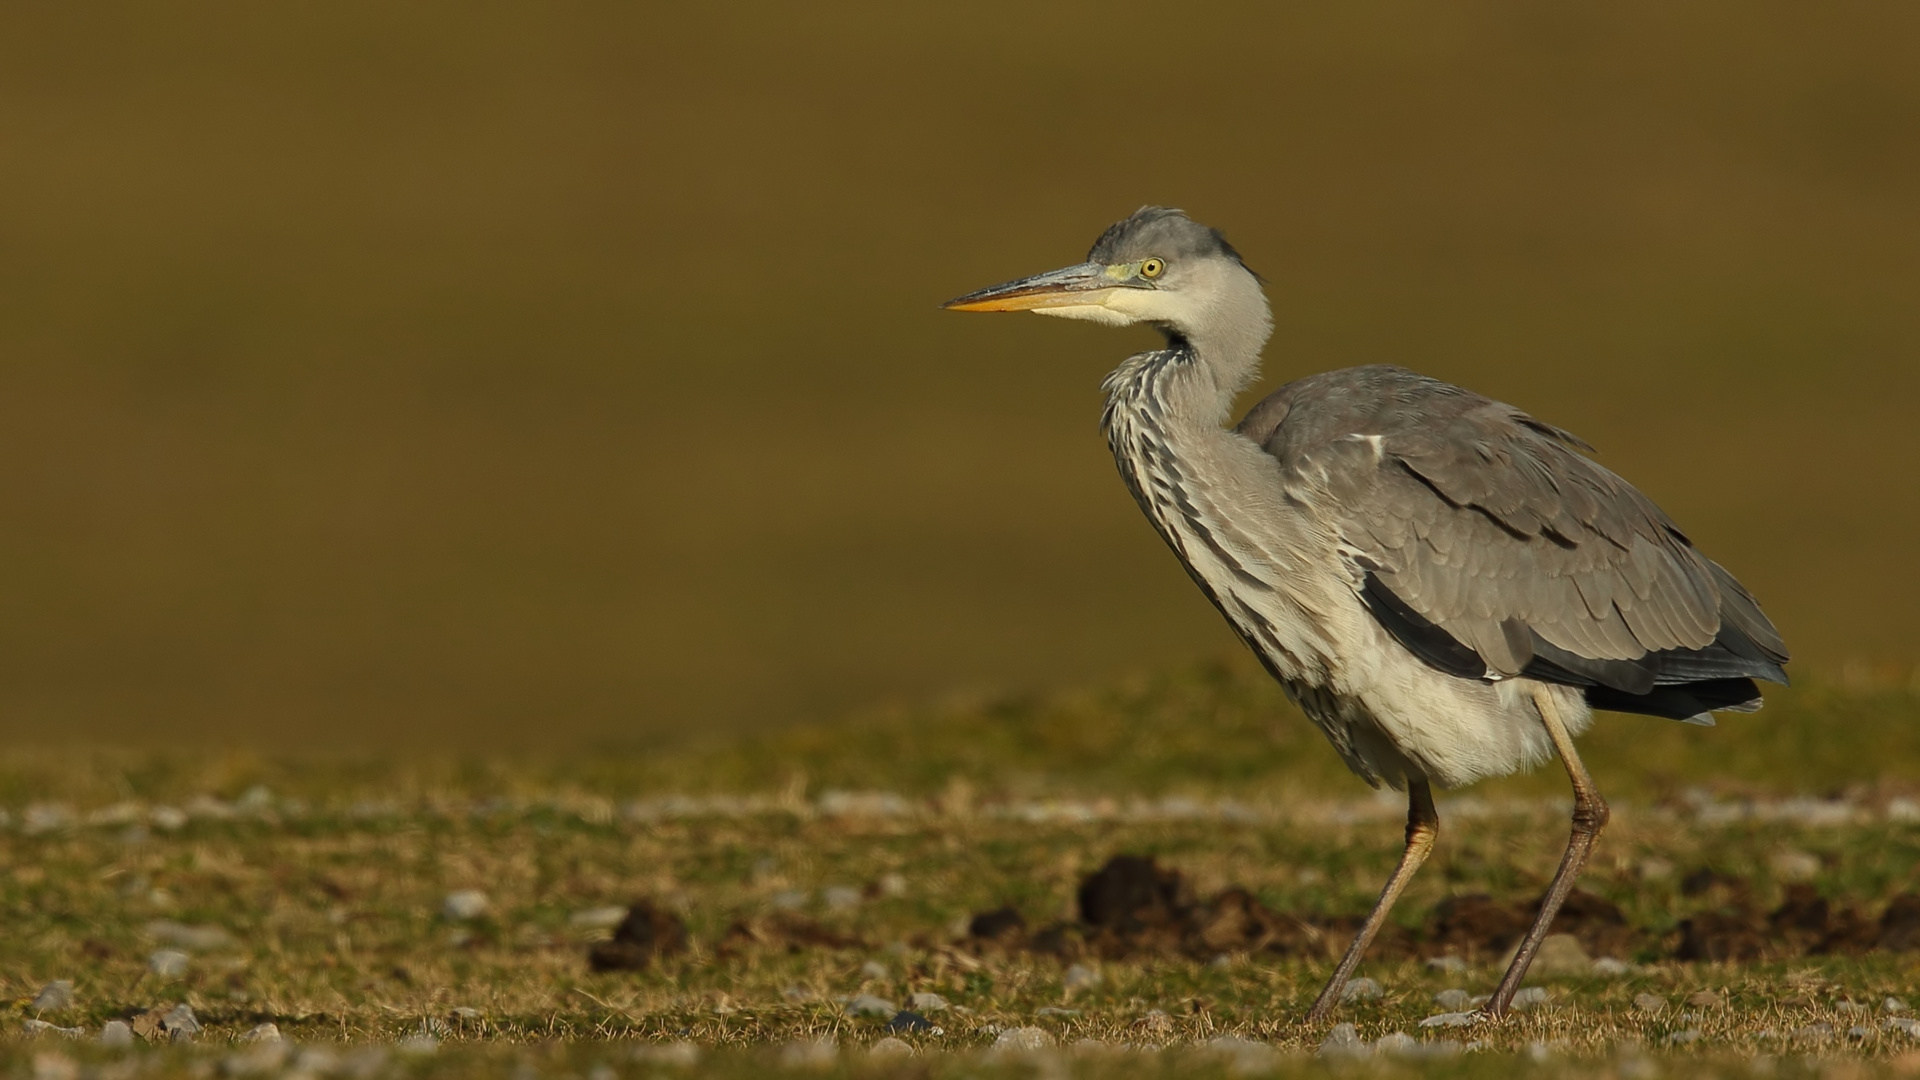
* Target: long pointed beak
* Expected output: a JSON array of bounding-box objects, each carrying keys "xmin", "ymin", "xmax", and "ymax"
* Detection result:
[{"xmin": 943, "ymin": 262, "xmax": 1125, "ymax": 312}]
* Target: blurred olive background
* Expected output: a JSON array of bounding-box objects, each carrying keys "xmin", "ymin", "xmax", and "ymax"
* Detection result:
[{"xmin": 0, "ymin": 3, "xmax": 1915, "ymax": 750}]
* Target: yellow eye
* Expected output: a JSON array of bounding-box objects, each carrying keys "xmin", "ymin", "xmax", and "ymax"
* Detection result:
[{"xmin": 1140, "ymin": 258, "xmax": 1165, "ymax": 279}]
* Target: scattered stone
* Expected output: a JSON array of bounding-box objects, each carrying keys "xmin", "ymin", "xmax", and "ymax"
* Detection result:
[
  {"xmin": 1593, "ymin": 957, "xmax": 1632, "ymax": 977},
  {"xmin": 1889, "ymin": 997, "xmax": 1912, "ymax": 1015},
  {"xmin": 569, "ymin": 906, "xmax": 630, "ymax": 929},
  {"xmin": 150, "ymin": 806, "xmax": 188, "ymax": 831},
  {"xmin": 1526, "ymin": 933, "xmax": 1592, "ymax": 977},
  {"xmin": 779, "ymin": 1037, "xmax": 837, "ymax": 1069},
  {"xmin": 845, "ymin": 994, "xmax": 896, "ymax": 1017},
  {"xmin": 1511, "ymin": 987, "xmax": 1551, "ymax": 1011},
  {"xmin": 1836, "ymin": 999, "xmax": 1869, "ymax": 1015},
  {"xmin": 1317, "ymin": 1023, "xmax": 1367, "ymax": 1057},
  {"xmin": 449, "ymin": 1007, "xmax": 484, "ymax": 1024},
  {"xmin": 885, "ymin": 1010, "xmax": 935, "ymax": 1033},
  {"xmin": 1372, "ymin": 1032, "xmax": 1417, "ymax": 1055},
  {"xmin": 441, "ymin": 890, "xmax": 490, "ymax": 921},
  {"xmin": 1850, "ymin": 1025, "xmax": 1873, "ymax": 1040},
  {"xmin": 859, "ymin": 959, "xmax": 889, "ymax": 981},
  {"xmin": 1063, "ymin": 963, "xmax": 1100, "ymax": 991},
  {"xmin": 907, "ymin": 991, "xmax": 949, "ymax": 1013},
  {"xmin": 1420, "ymin": 1011, "xmax": 1477, "ymax": 1028},
  {"xmin": 1434, "ymin": 988, "xmax": 1472, "ymax": 1011},
  {"xmin": 146, "ymin": 920, "xmax": 237, "ymax": 952},
  {"xmin": 990, "ymin": 1026, "xmax": 1053, "ymax": 1055},
  {"xmin": 395, "ymin": 1034, "xmax": 438, "ymax": 1055},
  {"xmin": 22, "ymin": 1019, "xmax": 83, "ymax": 1038},
  {"xmin": 1791, "ymin": 1023, "xmax": 1834, "ymax": 1043},
  {"xmin": 162, "ymin": 1003, "xmax": 201, "ymax": 1037},
  {"xmin": 148, "ymin": 950, "xmax": 190, "ymax": 978},
  {"xmin": 869, "ymin": 1036, "xmax": 913, "ymax": 1058},
  {"xmin": 240, "ymin": 1023, "xmax": 283, "ymax": 1042},
  {"xmin": 1767, "ymin": 848, "xmax": 1821, "ymax": 883},
  {"xmin": 1425, "ymin": 955, "xmax": 1467, "ymax": 973},
  {"xmin": 1340, "ymin": 976, "xmax": 1383, "ymax": 1002},
  {"xmin": 1036, "ymin": 1006, "xmax": 1080, "ymax": 1017},
  {"xmin": 1885, "ymin": 1018, "xmax": 1920, "ymax": 1038},
  {"xmin": 875, "ymin": 872, "xmax": 909, "ymax": 898},
  {"xmin": 1635, "ymin": 993, "xmax": 1666, "ymax": 1012},
  {"xmin": 1687, "ymin": 990, "xmax": 1726, "ymax": 1009},
  {"xmin": 771, "ymin": 890, "xmax": 809, "ymax": 910},
  {"xmin": 587, "ymin": 900, "xmax": 690, "ymax": 971},
  {"xmin": 30, "ymin": 981, "xmax": 74, "ymax": 1013},
  {"xmin": 99, "ymin": 1021, "xmax": 134, "ymax": 1049},
  {"xmin": 823, "ymin": 886, "xmax": 863, "ymax": 910},
  {"xmin": 1664, "ymin": 1029, "xmax": 1702, "ymax": 1046}
]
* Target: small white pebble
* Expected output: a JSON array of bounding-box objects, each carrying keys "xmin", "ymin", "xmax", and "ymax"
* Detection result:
[
  {"xmin": 449, "ymin": 1007, "xmax": 483, "ymax": 1023},
  {"xmin": 148, "ymin": 950, "xmax": 190, "ymax": 978},
  {"xmin": 844, "ymin": 994, "xmax": 896, "ymax": 1017},
  {"xmin": 1424, "ymin": 955, "xmax": 1467, "ymax": 973},
  {"xmin": 876, "ymin": 872, "xmax": 908, "ymax": 897},
  {"xmin": 1433, "ymin": 988, "xmax": 1471, "ymax": 1010},
  {"xmin": 1419, "ymin": 1011, "xmax": 1477, "ymax": 1028},
  {"xmin": 1511, "ymin": 987, "xmax": 1550, "ymax": 1011},
  {"xmin": 1835, "ymin": 999, "xmax": 1868, "ymax": 1015},
  {"xmin": 1592, "ymin": 957, "xmax": 1631, "ymax": 977},
  {"xmin": 161, "ymin": 1003, "xmax": 200, "ymax": 1035},
  {"xmin": 990, "ymin": 1026, "xmax": 1053, "ymax": 1054},
  {"xmin": 907, "ymin": 992, "xmax": 949, "ymax": 1013},
  {"xmin": 1634, "ymin": 993, "xmax": 1667, "ymax": 1012},
  {"xmin": 1340, "ymin": 976, "xmax": 1383, "ymax": 1002},
  {"xmin": 869, "ymin": 1036, "xmax": 913, "ymax": 1058},
  {"xmin": 441, "ymin": 890, "xmax": 490, "ymax": 921},
  {"xmin": 1317, "ymin": 1022, "xmax": 1368, "ymax": 1058},
  {"xmin": 30, "ymin": 981, "xmax": 74, "ymax": 1013},
  {"xmin": 99, "ymin": 1021, "xmax": 135, "ymax": 1049},
  {"xmin": 1372, "ymin": 1032, "xmax": 1417, "ymax": 1056},
  {"xmin": 823, "ymin": 886, "xmax": 863, "ymax": 910},
  {"xmin": 1665, "ymin": 1029, "xmax": 1702, "ymax": 1046},
  {"xmin": 1887, "ymin": 997, "xmax": 1912, "ymax": 1015},
  {"xmin": 859, "ymin": 960, "xmax": 889, "ymax": 981},
  {"xmin": 1884, "ymin": 1017, "xmax": 1920, "ymax": 1038},
  {"xmin": 1064, "ymin": 963, "xmax": 1100, "ymax": 991}
]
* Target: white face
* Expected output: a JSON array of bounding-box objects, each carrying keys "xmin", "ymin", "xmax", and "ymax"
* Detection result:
[{"xmin": 1029, "ymin": 258, "xmax": 1225, "ymax": 329}]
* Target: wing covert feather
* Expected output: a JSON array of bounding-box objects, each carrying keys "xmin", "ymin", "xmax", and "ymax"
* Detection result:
[{"xmin": 1237, "ymin": 366, "xmax": 1788, "ymax": 690}]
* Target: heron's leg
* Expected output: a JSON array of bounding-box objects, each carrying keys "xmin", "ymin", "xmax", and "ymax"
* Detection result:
[
  {"xmin": 1485, "ymin": 687, "xmax": 1611, "ymax": 1018},
  {"xmin": 1305, "ymin": 777, "xmax": 1438, "ymax": 1024}
]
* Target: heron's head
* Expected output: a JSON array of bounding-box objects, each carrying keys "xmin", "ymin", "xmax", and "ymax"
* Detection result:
[{"xmin": 944, "ymin": 207, "xmax": 1266, "ymax": 339}]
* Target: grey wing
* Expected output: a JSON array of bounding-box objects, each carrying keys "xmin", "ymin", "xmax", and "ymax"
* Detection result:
[{"xmin": 1239, "ymin": 366, "xmax": 1789, "ymax": 720}]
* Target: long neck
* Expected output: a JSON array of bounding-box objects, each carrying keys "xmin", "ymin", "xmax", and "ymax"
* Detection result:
[{"xmin": 1141, "ymin": 264, "xmax": 1274, "ymax": 430}]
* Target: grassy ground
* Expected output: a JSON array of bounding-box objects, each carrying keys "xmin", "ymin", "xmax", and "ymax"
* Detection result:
[{"xmin": 5, "ymin": 660, "xmax": 1920, "ymax": 1077}]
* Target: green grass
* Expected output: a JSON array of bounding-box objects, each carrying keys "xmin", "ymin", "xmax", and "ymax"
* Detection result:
[{"xmin": 5, "ymin": 663, "xmax": 1920, "ymax": 1077}]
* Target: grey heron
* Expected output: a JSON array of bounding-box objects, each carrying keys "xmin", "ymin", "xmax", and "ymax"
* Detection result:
[{"xmin": 944, "ymin": 207, "xmax": 1788, "ymax": 1021}]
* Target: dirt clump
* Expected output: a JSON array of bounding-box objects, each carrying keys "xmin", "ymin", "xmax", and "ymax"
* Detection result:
[{"xmin": 588, "ymin": 901, "xmax": 690, "ymax": 971}]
